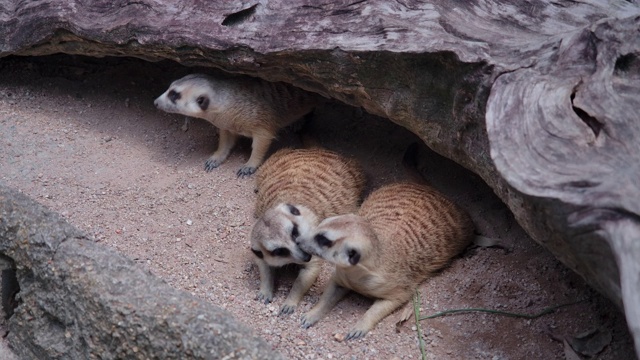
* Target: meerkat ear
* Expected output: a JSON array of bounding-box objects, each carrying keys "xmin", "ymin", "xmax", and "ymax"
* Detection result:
[
  {"xmin": 347, "ymin": 248, "xmax": 360, "ymax": 265},
  {"xmin": 286, "ymin": 204, "xmax": 301, "ymax": 216}
]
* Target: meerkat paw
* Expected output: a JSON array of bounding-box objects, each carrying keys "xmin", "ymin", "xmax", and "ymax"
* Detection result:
[
  {"xmin": 236, "ymin": 165, "xmax": 257, "ymax": 178},
  {"xmin": 204, "ymin": 158, "xmax": 224, "ymax": 172},
  {"xmin": 345, "ymin": 328, "xmax": 369, "ymax": 341},
  {"xmin": 300, "ymin": 311, "xmax": 322, "ymax": 329},
  {"xmin": 279, "ymin": 304, "xmax": 296, "ymax": 316},
  {"xmin": 256, "ymin": 290, "xmax": 274, "ymax": 304}
]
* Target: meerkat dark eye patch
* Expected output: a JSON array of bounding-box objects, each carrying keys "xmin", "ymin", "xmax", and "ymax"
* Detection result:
[
  {"xmin": 167, "ymin": 89, "xmax": 181, "ymax": 103},
  {"xmin": 291, "ymin": 223, "xmax": 299, "ymax": 240},
  {"xmin": 347, "ymin": 249, "xmax": 360, "ymax": 265},
  {"xmin": 286, "ymin": 204, "xmax": 301, "ymax": 216},
  {"xmin": 315, "ymin": 233, "xmax": 333, "ymax": 248},
  {"xmin": 251, "ymin": 249, "xmax": 263, "ymax": 259},
  {"xmin": 271, "ymin": 247, "xmax": 291, "ymax": 257},
  {"xmin": 196, "ymin": 95, "xmax": 209, "ymax": 111}
]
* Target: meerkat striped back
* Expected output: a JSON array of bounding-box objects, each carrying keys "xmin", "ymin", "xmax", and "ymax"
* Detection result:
[
  {"xmin": 359, "ymin": 182, "xmax": 474, "ymax": 278},
  {"xmin": 255, "ymin": 148, "xmax": 366, "ymax": 219}
]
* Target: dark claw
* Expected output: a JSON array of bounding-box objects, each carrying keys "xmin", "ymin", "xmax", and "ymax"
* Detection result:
[
  {"xmin": 300, "ymin": 316, "xmax": 314, "ymax": 329},
  {"xmin": 279, "ymin": 305, "xmax": 295, "ymax": 316},
  {"xmin": 345, "ymin": 329, "xmax": 366, "ymax": 340},
  {"xmin": 204, "ymin": 159, "xmax": 221, "ymax": 172},
  {"xmin": 255, "ymin": 293, "xmax": 272, "ymax": 304},
  {"xmin": 236, "ymin": 166, "xmax": 257, "ymax": 178}
]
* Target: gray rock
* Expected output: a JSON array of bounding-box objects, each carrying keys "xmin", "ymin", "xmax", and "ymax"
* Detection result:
[{"xmin": 0, "ymin": 184, "xmax": 282, "ymax": 359}]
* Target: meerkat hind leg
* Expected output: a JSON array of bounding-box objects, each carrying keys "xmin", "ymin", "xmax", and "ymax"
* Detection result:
[
  {"xmin": 345, "ymin": 297, "xmax": 408, "ymax": 340},
  {"xmin": 279, "ymin": 260, "xmax": 321, "ymax": 315},
  {"xmin": 255, "ymin": 259, "xmax": 275, "ymax": 304},
  {"xmin": 301, "ymin": 279, "xmax": 350, "ymax": 329},
  {"xmin": 237, "ymin": 134, "xmax": 273, "ymax": 177},
  {"xmin": 205, "ymin": 129, "xmax": 239, "ymax": 172}
]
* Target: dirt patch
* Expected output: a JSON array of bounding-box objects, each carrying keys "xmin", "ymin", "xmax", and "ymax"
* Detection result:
[{"xmin": 0, "ymin": 55, "xmax": 635, "ymax": 359}]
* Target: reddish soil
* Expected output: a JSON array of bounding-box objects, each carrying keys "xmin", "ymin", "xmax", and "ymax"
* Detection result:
[{"xmin": 0, "ymin": 55, "xmax": 636, "ymax": 359}]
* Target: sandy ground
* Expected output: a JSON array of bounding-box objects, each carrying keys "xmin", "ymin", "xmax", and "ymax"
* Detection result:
[{"xmin": 0, "ymin": 55, "xmax": 636, "ymax": 359}]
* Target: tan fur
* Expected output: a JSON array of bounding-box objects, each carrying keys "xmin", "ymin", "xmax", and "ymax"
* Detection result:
[
  {"xmin": 154, "ymin": 74, "xmax": 321, "ymax": 177},
  {"xmin": 298, "ymin": 182, "xmax": 474, "ymax": 339},
  {"xmin": 249, "ymin": 148, "xmax": 366, "ymax": 315}
]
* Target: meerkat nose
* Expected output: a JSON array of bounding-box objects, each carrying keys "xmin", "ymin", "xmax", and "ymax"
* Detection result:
[{"xmin": 301, "ymin": 251, "xmax": 312, "ymax": 262}]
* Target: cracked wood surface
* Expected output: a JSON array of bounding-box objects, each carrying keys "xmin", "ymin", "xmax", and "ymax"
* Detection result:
[{"xmin": 1, "ymin": 0, "xmax": 640, "ymax": 356}]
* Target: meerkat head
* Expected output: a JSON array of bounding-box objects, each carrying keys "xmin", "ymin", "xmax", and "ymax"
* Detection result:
[
  {"xmin": 249, "ymin": 203, "xmax": 320, "ymax": 267},
  {"xmin": 154, "ymin": 74, "xmax": 227, "ymax": 118},
  {"xmin": 296, "ymin": 214, "xmax": 377, "ymax": 268}
]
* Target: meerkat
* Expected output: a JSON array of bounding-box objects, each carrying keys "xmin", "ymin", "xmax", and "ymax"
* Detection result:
[
  {"xmin": 249, "ymin": 147, "xmax": 366, "ymax": 315},
  {"xmin": 154, "ymin": 73, "xmax": 321, "ymax": 177},
  {"xmin": 296, "ymin": 144, "xmax": 474, "ymax": 340}
]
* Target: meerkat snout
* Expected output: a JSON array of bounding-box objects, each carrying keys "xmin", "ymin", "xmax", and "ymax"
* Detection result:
[{"xmin": 300, "ymin": 251, "xmax": 312, "ymax": 262}]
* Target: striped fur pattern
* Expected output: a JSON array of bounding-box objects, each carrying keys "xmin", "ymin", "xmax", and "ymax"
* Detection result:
[
  {"xmin": 154, "ymin": 74, "xmax": 321, "ymax": 177},
  {"xmin": 250, "ymin": 148, "xmax": 366, "ymax": 315},
  {"xmin": 298, "ymin": 181, "xmax": 474, "ymax": 339},
  {"xmin": 254, "ymin": 148, "xmax": 366, "ymax": 219}
]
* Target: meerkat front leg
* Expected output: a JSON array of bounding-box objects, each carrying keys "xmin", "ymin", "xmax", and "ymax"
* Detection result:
[
  {"xmin": 255, "ymin": 258, "xmax": 275, "ymax": 304},
  {"xmin": 280, "ymin": 258, "xmax": 322, "ymax": 315},
  {"xmin": 301, "ymin": 278, "xmax": 350, "ymax": 329},
  {"xmin": 345, "ymin": 297, "xmax": 408, "ymax": 340},
  {"xmin": 205, "ymin": 129, "xmax": 238, "ymax": 172},
  {"xmin": 237, "ymin": 134, "xmax": 273, "ymax": 178}
]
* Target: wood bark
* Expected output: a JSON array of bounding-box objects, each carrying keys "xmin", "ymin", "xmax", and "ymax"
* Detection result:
[{"xmin": 1, "ymin": 0, "xmax": 639, "ymax": 355}]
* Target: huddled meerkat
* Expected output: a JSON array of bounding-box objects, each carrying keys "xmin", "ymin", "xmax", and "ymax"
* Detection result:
[
  {"xmin": 250, "ymin": 147, "xmax": 366, "ymax": 315},
  {"xmin": 296, "ymin": 144, "xmax": 474, "ymax": 339},
  {"xmin": 154, "ymin": 74, "xmax": 322, "ymax": 177}
]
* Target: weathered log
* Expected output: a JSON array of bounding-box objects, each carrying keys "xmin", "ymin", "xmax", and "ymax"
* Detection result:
[
  {"xmin": 1, "ymin": 0, "xmax": 639, "ymax": 355},
  {"xmin": 0, "ymin": 184, "xmax": 282, "ymax": 359}
]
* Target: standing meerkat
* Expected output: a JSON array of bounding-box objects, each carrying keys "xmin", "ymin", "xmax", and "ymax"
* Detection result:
[
  {"xmin": 154, "ymin": 74, "xmax": 322, "ymax": 177},
  {"xmin": 250, "ymin": 147, "xmax": 365, "ymax": 315},
  {"xmin": 296, "ymin": 144, "xmax": 474, "ymax": 339}
]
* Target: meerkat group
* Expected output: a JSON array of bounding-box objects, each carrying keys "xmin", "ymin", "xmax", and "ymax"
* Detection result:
[
  {"xmin": 249, "ymin": 147, "xmax": 365, "ymax": 315},
  {"xmin": 154, "ymin": 73, "xmax": 474, "ymax": 340}
]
